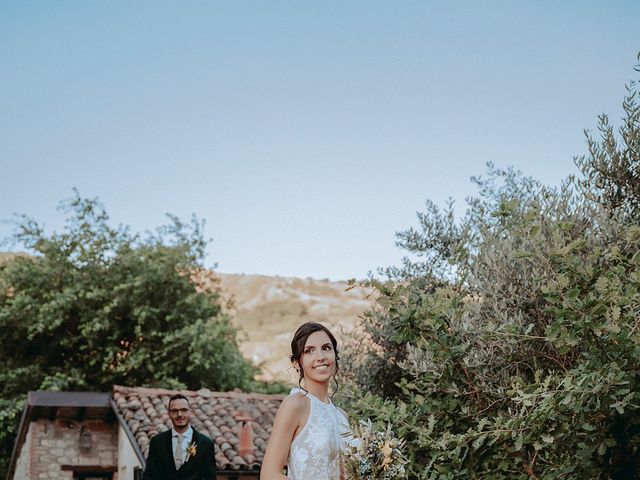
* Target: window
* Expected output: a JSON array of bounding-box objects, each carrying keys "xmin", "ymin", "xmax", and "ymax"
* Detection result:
[{"xmin": 62, "ymin": 466, "xmax": 115, "ymax": 479}]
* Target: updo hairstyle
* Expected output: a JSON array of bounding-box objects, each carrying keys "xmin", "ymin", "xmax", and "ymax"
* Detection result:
[{"xmin": 289, "ymin": 322, "xmax": 340, "ymax": 393}]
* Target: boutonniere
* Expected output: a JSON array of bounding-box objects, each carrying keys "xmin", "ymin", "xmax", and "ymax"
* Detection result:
[{"xmin": 185, "ymin": 441, "xmax": 197, "ymax": 462}]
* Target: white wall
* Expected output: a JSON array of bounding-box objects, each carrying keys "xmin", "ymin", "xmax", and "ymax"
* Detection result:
[
  {"xmin": 117, "ymin": 424, "xmax": 142, "ymax": 480},
  {"xmin": 12, "ymin": 421, "xmax": 32, "ymax": 479}
]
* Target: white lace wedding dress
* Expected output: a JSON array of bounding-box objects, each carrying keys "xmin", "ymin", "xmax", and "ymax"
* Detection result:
[{"xmin": 287, "ymin": 388, "xmax": 350, "ymax": 480}]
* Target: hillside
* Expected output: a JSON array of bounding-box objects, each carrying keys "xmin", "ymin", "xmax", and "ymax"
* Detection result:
[
  {"xmin": 0, "ymin": 252, "xmax": 28, "ymax": 263},
  {"xmin": 1, "ymin": 252, "xmax": 375, "ymax": 382},
  {"xmin": 217, "ymin": 273, "xmax": 375, "ymax": 382}
]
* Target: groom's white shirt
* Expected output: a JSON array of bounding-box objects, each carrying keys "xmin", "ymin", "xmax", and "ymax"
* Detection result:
[{"xmin": 171, "ymin": 425, "xmax": 193, "ymax": 461}]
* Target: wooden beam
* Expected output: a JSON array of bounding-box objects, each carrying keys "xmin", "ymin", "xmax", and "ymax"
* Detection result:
[{"xmin": 61, "ymin": 465, "xmax": 117, "ymax": 472}]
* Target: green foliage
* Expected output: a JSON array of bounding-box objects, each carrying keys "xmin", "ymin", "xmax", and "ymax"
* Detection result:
[
  {"xmin": 342, "ymin": 58, "xmax": 640, "ymax": 479},
  {"xmin": 0, "ymin": 192, "xmax": 257, "ymax": 475}
]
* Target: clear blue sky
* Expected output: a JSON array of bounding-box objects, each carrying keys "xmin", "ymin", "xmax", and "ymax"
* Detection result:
[{"xmin": 1, "ymin": 1, "xmax": 638, "ymax": 280}]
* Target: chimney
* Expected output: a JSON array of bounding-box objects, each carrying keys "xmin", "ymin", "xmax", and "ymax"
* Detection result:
[{"xmin": 237, "ymin": 416, "xmax": 254, "ymax": 457}]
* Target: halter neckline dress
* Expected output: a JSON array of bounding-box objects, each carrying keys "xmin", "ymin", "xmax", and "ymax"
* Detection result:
[{"xmin": 286, "ymin": 388, "xmax": 350, "ymax": 480}]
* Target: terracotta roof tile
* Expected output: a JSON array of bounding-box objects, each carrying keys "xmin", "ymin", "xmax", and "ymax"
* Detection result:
[{"xmin": 112, "ymin": 385, "xmax": 285, "ymax": 471}]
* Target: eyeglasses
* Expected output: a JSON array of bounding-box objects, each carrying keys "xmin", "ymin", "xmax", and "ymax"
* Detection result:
[{"xmin": 169, "ymin": 408, "xmax": 189, "ymax": 415}]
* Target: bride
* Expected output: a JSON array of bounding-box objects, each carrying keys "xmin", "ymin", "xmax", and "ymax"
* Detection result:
[{"xmin": 260, "ymin": 322, "xmax": 351, "ymax": 480}]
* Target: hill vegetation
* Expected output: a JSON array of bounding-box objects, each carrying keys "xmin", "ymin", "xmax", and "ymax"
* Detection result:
[{"xmin": 218, "ymin": 272, "xmax": 374, "ymax": 382}]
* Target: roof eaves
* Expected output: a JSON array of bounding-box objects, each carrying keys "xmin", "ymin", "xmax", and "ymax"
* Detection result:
[
  {"xmin": 109, "ymin": 396, "xmax": 146, "ymax": 466},
  {"xmin": 5, "ymin": 399, "xmax": 31, "ymax": 480},
  {"xmin": 27, "ymin": 391, "xmax": 110, "ymax": 408}
]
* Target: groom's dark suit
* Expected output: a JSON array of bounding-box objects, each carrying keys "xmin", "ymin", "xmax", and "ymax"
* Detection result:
[{"xmin": 142, "ymin": 428, "xmax": 217, "ymax": 480}]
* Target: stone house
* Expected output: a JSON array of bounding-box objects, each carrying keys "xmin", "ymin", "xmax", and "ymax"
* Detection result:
[{"xmin": 7, "ymin": 386, "xmax": 285, "ymax": 480}]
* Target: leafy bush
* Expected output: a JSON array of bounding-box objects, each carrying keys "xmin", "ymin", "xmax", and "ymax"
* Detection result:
[
  {"xmin": 0, "ymin": 192, "xmax": 257, "ymax": 475},
  {"xmin": 341, "ymin": 57, "xmax": 640, "ymax": 479}
]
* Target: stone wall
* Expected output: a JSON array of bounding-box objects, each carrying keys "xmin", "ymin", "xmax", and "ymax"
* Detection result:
[{"xmin": 15, "ymin": 418, "xmax": 117, "ymax": 479}]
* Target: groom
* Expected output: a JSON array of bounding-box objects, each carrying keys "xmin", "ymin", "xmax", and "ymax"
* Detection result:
[{"xmin": 142, "ymin": 394, "xmax": 217, "ymax": 480}]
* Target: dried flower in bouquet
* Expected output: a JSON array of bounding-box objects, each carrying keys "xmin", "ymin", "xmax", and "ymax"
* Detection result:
[{"xmin": 340, "ymin": 418, "xmax": 408, "ymax": 480}]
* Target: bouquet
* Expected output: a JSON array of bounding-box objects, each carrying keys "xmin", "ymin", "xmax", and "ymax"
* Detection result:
[{"xmin": 340, "ymin": 418, "xmax": 408, "ymax": 480}]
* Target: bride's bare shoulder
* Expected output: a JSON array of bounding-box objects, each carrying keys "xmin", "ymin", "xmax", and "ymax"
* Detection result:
[{"xmin": 277, "ymin": 391, "xmax": 309, "ymax": 416}]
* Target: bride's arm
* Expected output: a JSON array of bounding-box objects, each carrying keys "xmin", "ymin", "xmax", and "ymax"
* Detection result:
[{"xmin": 260, "ymin": 394, "xmax": 307, "ymax": 480}]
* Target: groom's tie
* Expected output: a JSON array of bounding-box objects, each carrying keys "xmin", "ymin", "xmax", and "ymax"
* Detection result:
[{"xmin": 174, "ymin": 433, "xmax": 184, "ymax": 468}]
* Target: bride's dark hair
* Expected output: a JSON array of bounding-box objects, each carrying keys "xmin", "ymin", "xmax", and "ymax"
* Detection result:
[{"xmin": 290, "ymin": 322, "xmax": 340, "ymax": 396}]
